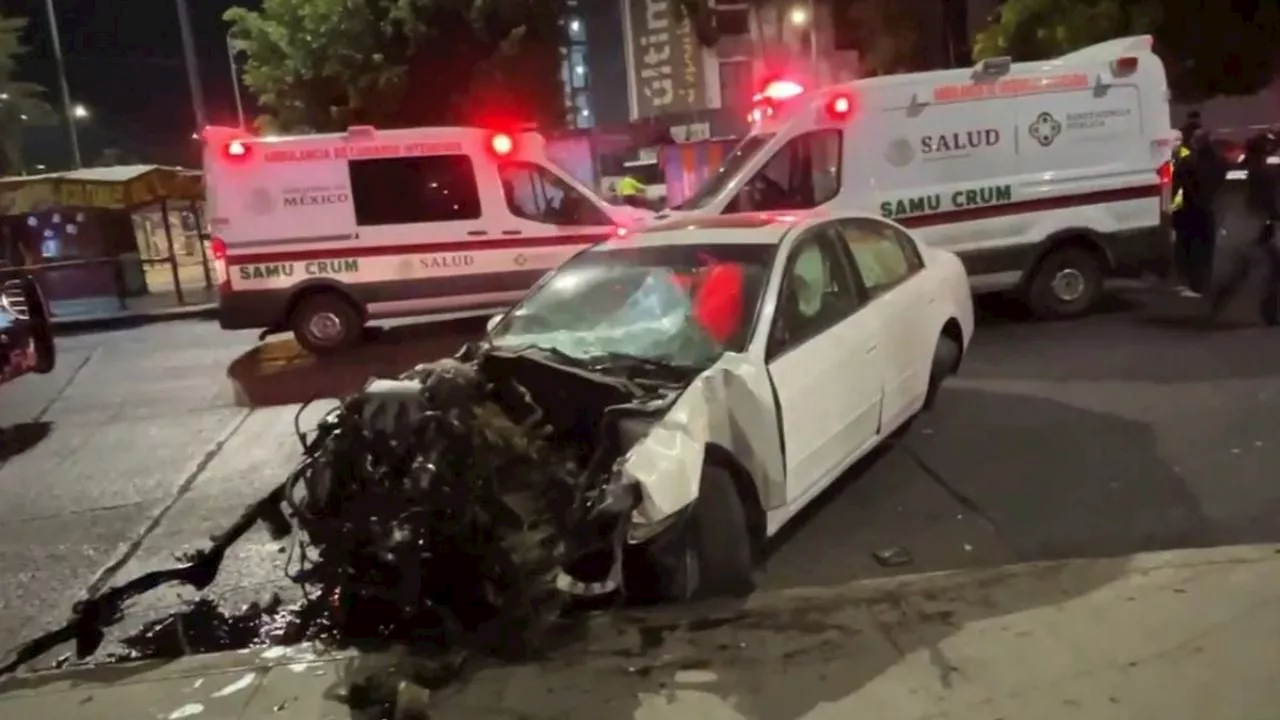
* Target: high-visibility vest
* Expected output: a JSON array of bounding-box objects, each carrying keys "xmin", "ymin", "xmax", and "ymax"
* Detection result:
[
  {"xmin": 1169, "ymin": 145, "xmax": 1191, "ymax": 212},
  {"xmin": 616, "ymin": 176, "xmax": 644, "ymax": 196}
]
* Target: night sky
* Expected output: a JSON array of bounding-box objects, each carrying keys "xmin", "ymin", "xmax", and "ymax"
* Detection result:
[{"xmin": 9, "ymin": 0, "xmax": 257, "ymax": 171}]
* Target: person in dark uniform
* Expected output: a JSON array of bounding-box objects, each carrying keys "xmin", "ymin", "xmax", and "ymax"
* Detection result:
[
  {"xmin": 1208, "ymin": 132, "xmax": 1280, "ymax": 324},
  {"xmin": 1172, "ymin": 127, "xmax": 1228, "ymax": 296},
  {"xmin": 1169, "ymin": 120, "xmax": 1198, "ymax": 291}
]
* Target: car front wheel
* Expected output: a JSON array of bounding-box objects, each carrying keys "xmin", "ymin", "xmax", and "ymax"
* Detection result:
[{"xmin": 646, "ymin": 463, "xmax": 755, "ymax": 602}]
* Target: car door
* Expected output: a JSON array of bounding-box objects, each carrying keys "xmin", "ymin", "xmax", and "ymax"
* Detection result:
[
  {"xmin": 766, "ymin": 223, "xmax": 885, "ymax": 506},
  {"xmin": 834, "ymin": 218, "xmax": 931, "ymax": 426}
]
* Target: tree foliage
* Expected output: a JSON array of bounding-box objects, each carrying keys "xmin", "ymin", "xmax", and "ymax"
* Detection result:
[
  {"xmin": 224, "ymin": 0, "xmax": 566, "ymax": 133},
  {"xmin": 972, "ymin": 0, "xmax": 1280, "ymax": 101},
  {"xmin": 840, "ymin": 0, "xmax": 919, "ymax": 76},
  {"xmin": 0, "ymin": 16, "xmax": 55, "ymax": 176},
  {"xmin": 676, "ymin": 0, "xmax": 918, "ymax": 77}
]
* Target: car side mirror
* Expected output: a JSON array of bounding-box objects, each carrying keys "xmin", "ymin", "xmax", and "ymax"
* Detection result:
[{"xmin": 485, "ymin": 314, "xmax": 502, "ymax": 333}]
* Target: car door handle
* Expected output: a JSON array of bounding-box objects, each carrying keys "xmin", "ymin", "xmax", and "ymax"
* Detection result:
[
  {"xmin": 467, "ymin": 230, "xmax": 488, "ymax": 237},
  {"xmin": 501, "ymin": 230, "xmax": 523, "ymax": 236}
]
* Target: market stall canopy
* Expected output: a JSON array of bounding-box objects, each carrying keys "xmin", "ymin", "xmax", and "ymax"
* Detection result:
[{"xmin": 0, "ymin": 165, "xmax": 204, "ymax": 217}]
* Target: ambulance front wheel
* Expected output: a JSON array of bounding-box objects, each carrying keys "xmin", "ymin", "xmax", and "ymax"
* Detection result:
[
  {"xmin": 1024, "ymin": 244, "xmax": 1105, "ymax": 320},
  {"xmin": 289, "ymin": 291, "xmax": 363, "ymax": 354}
]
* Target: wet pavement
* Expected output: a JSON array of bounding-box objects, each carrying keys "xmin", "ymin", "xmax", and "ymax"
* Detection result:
[{"xmin": 2, "ymin": 289, "xmax": 1280, "ymax": 668}]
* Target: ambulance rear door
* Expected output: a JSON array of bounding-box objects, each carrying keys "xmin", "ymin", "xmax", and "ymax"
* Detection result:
[{"xmin": 204, "ymin": 128, "xmax": 362, "ymax": 297}]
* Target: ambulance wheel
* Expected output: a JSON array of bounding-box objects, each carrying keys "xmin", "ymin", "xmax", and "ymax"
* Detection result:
[
  {"xmin": 290, "ymin": 291, "xmax": 362, "ymax": 354},
  {"xmin": 1025, "ymin": 245, "xmax": 1104, "ymax": 319}
]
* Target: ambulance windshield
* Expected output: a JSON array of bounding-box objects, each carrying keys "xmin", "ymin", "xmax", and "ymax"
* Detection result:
[{"xmin": 674, "ymin": 134, "xmax": 774, "ymax": 211}]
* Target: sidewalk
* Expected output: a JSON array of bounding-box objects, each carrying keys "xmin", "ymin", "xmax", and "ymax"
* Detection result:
[
  {"xmin": 2, "ymin": 544, "xmax": 1279, "ymax": 718},
  {"xmin": 50, "ymin": 288, "xmax": 217, "ymax": 333}
]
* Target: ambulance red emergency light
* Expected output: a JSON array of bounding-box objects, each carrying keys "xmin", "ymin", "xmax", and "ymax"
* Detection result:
[
  {"xmin": 203, "ymin": 123, "xmax": 654, "ymax": 353},
  {"xmin": 665, "ymin": 35, "xmax": 1179, "ymax": 320}
]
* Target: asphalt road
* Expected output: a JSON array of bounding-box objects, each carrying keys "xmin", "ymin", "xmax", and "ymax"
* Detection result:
[{"xmin": 3, "ymin": 288, "xmax": 1280, "ymax": 665}]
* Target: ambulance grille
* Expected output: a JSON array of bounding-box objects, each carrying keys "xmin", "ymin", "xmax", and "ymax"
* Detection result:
[{"xmin": 1, "ymin": 279, "xmax": 29, "ymax": 320}]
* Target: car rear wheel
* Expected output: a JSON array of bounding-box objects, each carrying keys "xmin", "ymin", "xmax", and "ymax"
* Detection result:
[
  {"xmin": 924, "ymin": 333, "xmax": 961, "ymax": 410},
  {"xmin": 1025, "ymin": 245, "xmax": 1105, "ymax": 320},
  {"xmin": 289, "ymin": 291, "xmax": 363, "ymax": 355}
]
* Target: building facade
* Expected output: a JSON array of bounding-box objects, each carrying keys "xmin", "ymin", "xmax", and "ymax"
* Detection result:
[{"xmin": 569, "ymin": 0, "xmax": 991, "ymax": 142}]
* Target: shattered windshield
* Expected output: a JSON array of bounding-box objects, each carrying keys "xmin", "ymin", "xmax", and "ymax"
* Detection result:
[
  {"xmin": 674, "ymin": 133, "xmax": 775, "ymax": 211},
  {"xmin": 488, "ymin": 239, "xmax": 777, "ymax": 369}
]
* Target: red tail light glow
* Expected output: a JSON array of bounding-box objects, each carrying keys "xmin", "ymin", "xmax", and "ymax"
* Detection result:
[
  {"xmin": 1157, "ymin": 161, "xmax": 1172, "ymax": 186},
  {"xmin": 225, "ymin": 140, "xmax": 249, "ymax": 158},
  {"xmin": 1112, "ymin": 56, "xmax": 1139, "ymax": 75},
  {"xmin": 211, "ymin": 236, "xmax": 230, "ymax": 294}
]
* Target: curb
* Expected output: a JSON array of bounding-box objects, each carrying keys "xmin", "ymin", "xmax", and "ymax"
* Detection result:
[
  {"xmin": 50, "ymin": 305, "xmax": 218, "ymax": 335},
  {"xmin": 15, "ymin": 544, "xmax": 1280, "ymax": 683}
]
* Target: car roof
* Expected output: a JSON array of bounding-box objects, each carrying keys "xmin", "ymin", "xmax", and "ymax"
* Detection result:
[{"xmin": 622, "ymin": 210, "xmax": 890, "ymax": 248}]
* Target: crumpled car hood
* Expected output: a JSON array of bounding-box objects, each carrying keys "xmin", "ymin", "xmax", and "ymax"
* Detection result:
[{"xmin": 619, "ymin": 351, "xmax": 783, "ymax": 531}]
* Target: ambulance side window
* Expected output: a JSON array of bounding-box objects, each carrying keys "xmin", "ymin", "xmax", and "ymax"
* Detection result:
[
  {"xmin": 499, "ymin": 162, "xmax": 612, "ymax": 226},
  {"xmin": 349, "ymin": 154, "xmax": 482, "ymax": 226},
  {"xmin": 727, "ymin": 130, "xmax": 842, "ymax": 213}
]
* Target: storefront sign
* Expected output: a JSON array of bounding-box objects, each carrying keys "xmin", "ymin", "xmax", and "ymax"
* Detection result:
[
  {"xmin": 236, "ymin": 258, "xmax": 359, "ymax": 281},
  {"xmin": 932, "ymin": 73, "xmax": 1090, "ymax": 104},
  {"xmin": 880, "ymin": 184, "xmax": 1013, "ymax": 219},
  {"xmin": 0, "ymin": 169, "xmax": 203, "ymax": 215},
  {"xmin": 419, "ymin": 254, "xmax": 474, "ymax": 270},
  {"xmin": 624, "ymin": 0, "xmax": 708, "ymax": 120}
]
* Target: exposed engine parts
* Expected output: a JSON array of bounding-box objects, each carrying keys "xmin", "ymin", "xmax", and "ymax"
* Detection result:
[{"xmin": 0, "ymin": 345, "xmax": 674, "ymax": 678}]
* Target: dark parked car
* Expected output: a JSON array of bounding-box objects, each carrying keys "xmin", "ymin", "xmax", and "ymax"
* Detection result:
[{"xmin": 0, "ymin": 275, "xmax": 55, "ymax": 385}]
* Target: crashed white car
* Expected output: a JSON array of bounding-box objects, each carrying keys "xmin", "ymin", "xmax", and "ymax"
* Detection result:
[{"xmin": 477, "ymin": 211, "xmax": 974, "ymax": 600}]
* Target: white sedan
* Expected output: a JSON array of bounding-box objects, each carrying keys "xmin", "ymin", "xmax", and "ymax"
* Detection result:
[{"xmin": 476, "ymin": 210, "xmax": 975, "ymax": 601}]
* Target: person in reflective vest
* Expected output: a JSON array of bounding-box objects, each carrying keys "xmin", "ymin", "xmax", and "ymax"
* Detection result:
[
  {"xmin": 616, "ymin": 175, "xmax": 646, "ymax": 208},
  {"xmin": 1170, "ymin": 123, "xmax": 1227, "ymax": 296},
  {"xmin": 1168, "ymin": 121, "xmax": 1197, "ymax": 289}
]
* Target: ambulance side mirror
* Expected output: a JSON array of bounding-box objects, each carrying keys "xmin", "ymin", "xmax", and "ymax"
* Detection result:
[{"xmin": 485, "ymin": 314, "xmax": 502, "ymax": 333}]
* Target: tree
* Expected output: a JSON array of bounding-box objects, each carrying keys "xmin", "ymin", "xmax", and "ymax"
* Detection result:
[
  {"xmin": 675, "ymin": 0, "xmax": 918, "ymax": 77},
  {"xmin": 0, "ymin": 16, "xmax": 55, "ymax": 176},
  {"xmin": 972, "ymin": 0, "xmax": 1280, "ymax": 102},
  {"xmin": 224, "ymin": 0, "xmax": 566, "ymax": 133},
  {"xmin": 840, "ymin": 0, "xmax": 919, "ymax": 76}
]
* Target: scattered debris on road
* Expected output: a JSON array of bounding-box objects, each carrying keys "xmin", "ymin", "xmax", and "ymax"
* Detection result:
[
  {"xmin": 0, "ymin": 345, "xmax": 670, "ymax": 695},
  {"xmin": 873, "ymin": 546, "xmax": 914, "ymax": 568}
]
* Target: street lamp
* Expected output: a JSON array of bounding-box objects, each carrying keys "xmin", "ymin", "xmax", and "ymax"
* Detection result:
[
  {"xmin": 41, "ymin": 0, "xmax": 83, "ymax": 168},
  {"xmin": 227, "ymin": 34, "xmax": 247, "ymax": 128},
  {"xmin": 175, "ymin": 0, "xmax": 208, "ymax": 131},
  {"xmin": 72, "ymin": 103, "xmax": 88, "ymax": 120},
  {"xmin": 788, "ymin": 2, "xmax": 820, "ymax": 83}
]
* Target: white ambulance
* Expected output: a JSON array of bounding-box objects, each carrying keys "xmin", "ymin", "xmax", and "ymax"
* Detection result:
[
  {"xmin": 663, "ymin": 35, "xmax": 1178, "ymax": 318},
  {"xmin": 203, "ymin": 125, "xmax": 652, "ymax": 352}
]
